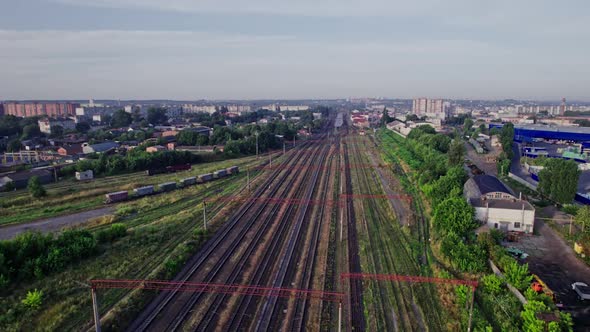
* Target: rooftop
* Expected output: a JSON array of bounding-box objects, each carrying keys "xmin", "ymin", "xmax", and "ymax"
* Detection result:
[
  {"xmin": 470, "ymin": 175, "xmax": 512, "ymax": 195},
  {"xmin": 470, "ymin": 198, "xmax": 535, "ymax": 210}
]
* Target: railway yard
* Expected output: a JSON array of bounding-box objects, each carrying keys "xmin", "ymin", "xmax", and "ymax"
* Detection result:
[
  {"xmin": 119, "ymin": 117, "xmax": 444, "ymax": 331},
  {"xmin": 2, "ymin": 115, "xmax": 446, "ymax": 331}
]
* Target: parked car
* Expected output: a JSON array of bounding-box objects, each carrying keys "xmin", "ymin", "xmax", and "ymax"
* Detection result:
[{"xmin": 572, "ymin": 282, "xmax": 590, "ymax": 301}]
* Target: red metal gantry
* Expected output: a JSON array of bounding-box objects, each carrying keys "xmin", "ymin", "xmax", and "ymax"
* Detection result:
[{"xmin": 90, "ymin": 279, "xmax": 345, "ymax": 302}]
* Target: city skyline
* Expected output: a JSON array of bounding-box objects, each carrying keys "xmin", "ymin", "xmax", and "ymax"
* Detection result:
[{"xmin": 1, "ymin": 0, "xmax": 589, "ymax": 101}]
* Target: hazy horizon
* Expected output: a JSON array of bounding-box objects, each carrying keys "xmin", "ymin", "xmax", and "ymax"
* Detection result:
[{"xmin": 1, "ymin": 0, "xmax": 589, "ymax": 101}]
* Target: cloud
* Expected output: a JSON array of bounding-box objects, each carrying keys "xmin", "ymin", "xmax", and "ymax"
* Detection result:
[
  {"xmin": 51, "ymin": 0, "xmax": 440, "ymax": 17},
  {"xmin": 0, "ymin": 29, "xmax": 588, "ymax": 100}
]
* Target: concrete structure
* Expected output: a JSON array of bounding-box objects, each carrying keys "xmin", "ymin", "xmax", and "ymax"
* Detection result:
[
  {"xmin": 3, "ymin": 102, "xmax": 80, "ymax": 118},
  {"xmin": 464, "ymin": 175, "xmax": 535, "ymax": 233},
  {"xmin": 82, "ymin": 142, "xmax": 119, "ymax": 154},
  {"xmin": 38, "ymin": 118, "xmax": 76, "ymax": 134},
  {"xmin": 75, "ymin": 170, "xmax": 94, "ymax": 181},
  {"xmin": 0, "ymin": 169, "xmax": 54, "ymax": 189}
]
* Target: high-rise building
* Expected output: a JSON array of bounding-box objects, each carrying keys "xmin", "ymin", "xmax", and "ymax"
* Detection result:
[
  {"xmin": 3, "ymin": 102, "xmax": 80, "ymax": 118},
  {"xmin": 412, "ymin": 98, "xmax": 447, "ymax": 120}
]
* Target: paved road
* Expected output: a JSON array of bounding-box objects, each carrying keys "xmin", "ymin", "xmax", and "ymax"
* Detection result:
[{"xmin": 0, "ymin": 206, "xmax": 115, "ymax": 240}]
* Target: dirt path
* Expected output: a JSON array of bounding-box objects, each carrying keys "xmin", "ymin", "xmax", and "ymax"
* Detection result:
[{"xmin": 0, "ymin": 206, "xmax": 115, "ymax": 240}]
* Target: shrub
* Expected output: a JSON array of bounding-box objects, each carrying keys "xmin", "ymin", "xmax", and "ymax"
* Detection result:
[
  {"xmin": 27, "ymin": 176, "xmax": 46, "ymax": 198},
  {"xmin": 115, "ymin": 205, "xmax": 137, "ymax": 216},
  {"xmin": 22, "ymin": 289, "xmax": 43, "ymax": 310},
  {"xmin": 97, "ymin": 223, "xmax": 128, "ymax": 243},
  {"xmin": 481, "ymin": 274, "xmax": 503, "ymax": 295},
  {"xmin": 504, "ymin": 261, "xmax": 533, "ymax": 291}
]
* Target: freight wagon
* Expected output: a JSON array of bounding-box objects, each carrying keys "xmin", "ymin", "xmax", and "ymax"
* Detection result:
[
  {"xmin": 159, "ymin": 182, "xmax": 177, "ymax": 192},
  {"xmin": 213, "ymin": 169, "xmax": 228, "ymax": 178},
  {"xmin": 146, "ymin": 168, "xmax": 166, "ymax": 176},
  {"xmin": 226, "ymin": 166, "xmax": 239, "ymax": 174},
  {"xmin": 134, "ymin": 185, "xmax": 154, "ymax": 197},
  {"xmin": 105, "ymin": 191, "xmax": 128, "ymax": 204},
  {"xmin": 198, "ymin": 173, "xmax": 214, "ymax": 183},
  {"xmin": 181, "ymin": 177, "xmax": 197, "ymax": 187},
  {"xmin": 166, "ymin": 164, "xmax": 191, "ymax": 172}
]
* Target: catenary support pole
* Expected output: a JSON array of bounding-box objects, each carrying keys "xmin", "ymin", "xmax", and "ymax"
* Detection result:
[
  {"xmin": 91, "ymin": 287, "xmax": 102, "ymax": 332},
  {"xmin": 203, "ymin": 202, "xmax": 207, "ymax": 231},
  {"xmin": 247, "ymin": 167, "xmax": 250, "ymax": 192}
]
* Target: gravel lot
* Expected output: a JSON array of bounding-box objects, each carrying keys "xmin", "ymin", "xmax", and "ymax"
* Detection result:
[{"xmin": 506, "ymin": 219, "xmax": 590, "ymax": 329}]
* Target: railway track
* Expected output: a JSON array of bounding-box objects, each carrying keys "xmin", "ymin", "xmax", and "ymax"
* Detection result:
[
  {"xmin": 128, "ymin": 137, "xmax": 327, "ymax": 331},
  {"xmin": 342, "ymin": 130, "xmax": 367, "ymax": 331},
  {"xmin": 255, "ymin": 143, "xmax": 332, "ymax": 331},
  {"xmin": 191, "ymin": 143, "xmax": 328, "ymax": 331}
]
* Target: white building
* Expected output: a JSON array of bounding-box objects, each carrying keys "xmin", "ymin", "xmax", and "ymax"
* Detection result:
[
  {"xmin": 464, "ymin": 175, "xmax": 535, "ymax": 233},
  {"xmin": 227, "ymin": 105, "xmax": 252, "ymax": 114},
  {"xmin": 279, "ymin": 105, "xmax": 310, "ymax": 112},
  {"xmin": 38, "ymin": 118, "xmax": 76, "ymax": 134},
  {"xmin": 183, "ymin": 105, "xmax": 217, "ymax": 114},
  {"xmin": 412, "ymin": 98, "xmax": 448, "ymax": 121}
]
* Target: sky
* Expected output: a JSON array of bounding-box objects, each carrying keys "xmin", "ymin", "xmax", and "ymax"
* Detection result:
[{"xmin": 1, "ymin": 0, "xmax": 589, "ymax": 101}]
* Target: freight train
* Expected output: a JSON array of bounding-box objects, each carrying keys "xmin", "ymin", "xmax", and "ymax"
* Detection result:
[
  {"xmin": 145, "ymin": 163, "xmax": 192, "ymax": 176},
  {"xmin": 104, "ymin": 165, "xmax": 239, "ymax": 204}
]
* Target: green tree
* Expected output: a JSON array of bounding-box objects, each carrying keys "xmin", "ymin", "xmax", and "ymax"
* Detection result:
[
  {"xmin": 575, "ymin": 205, "xmax": 590, "ymax": 233},
  {"xmin": 538, "ymin": 159, "xmax": 580, "ymax": 204},
  {"xmin": 7, "ymin": 138, "xmax": 21, "ymax": 152},
  {"xmin": 110, "ymin": 110, "xmax": 132, "ymax": 128},
  {"xmin": 50, "ymin": 125, "xmax": 64, "ymax": 138},
  {"xmin": 500, "ymin": 123, "xmax": 515, "ymax": 159},
  {"xmin": 22, "ymin": 289, "xmax": 43, "ymax": 310},
  {"xmin": 423, "ymin": 166, "xmax": 466, "ymax": 207},
  {"xmin": 21, "ymin": 124, "xmax": 40, "ymax": 140},
  {"xmin": 464, "ymin": 118, "xmax": 474, "ymax": 133},
  {"xmin": 75, "ymin": 122, "xmax": 91, "ymax": 133},
  {"xmin": 380, "ymin": 108, "xmax": 393, "ymax": 127},
  {"xmin": 432, "ymin": 196, "xmax": 477, "ymax": 237},
  {"xmin": 448, "ymin": 139, "xmax": 466, "ymax": 165},
  {"xmin": 132, "ymin": 109, "xmax": 143, "ymax": 122},
  {"xmin": 27, "ymin": 176, "xmax": 46, "ymax": 198},
  {"xmin": 147, "ymin": 108, "xmax": 168, "ymax": 125}
]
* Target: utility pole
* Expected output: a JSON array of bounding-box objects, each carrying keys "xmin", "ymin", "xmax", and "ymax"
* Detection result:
[
  {"xmin": 467, "ymin": 288, "xmax": 476, "ymax": 328},
  {"xmin": 91, "ymin": 287, "xmax": 102, "ymax": 332},
  {"xmin": 283, "ymin": 141, "xmax": 286, "ymax": 154},
  {"xmin": 255, "ymin": 132, "xmax": 259, "ymax": 159},
  {"xmin": 338, "ymin": 301, "xmax": 342, "ymax": 332},
  {"xmin": 569, "ymin": 215, "xmax": 573, "ymax": 235},
  {"xmin": 203, "ymin": 201, "xmax": 207, "ymax": 231},
  {"xmin": 247, "ymin": 167, "xmax": 250, "ymax": 192},
  {"xmin": 269, "ymin": 151, "xmax": 272, "ymax": 168}
]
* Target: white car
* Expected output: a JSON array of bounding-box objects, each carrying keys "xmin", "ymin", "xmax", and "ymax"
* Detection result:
[{"xmin": 572, "ymin": 282, "xmax": 590, "ymax": 301}]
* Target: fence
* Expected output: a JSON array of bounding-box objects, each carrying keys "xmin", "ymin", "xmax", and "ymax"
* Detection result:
[{"xmin": 508, "ymin": 172, "xmax": 538, "ymax": 191}]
